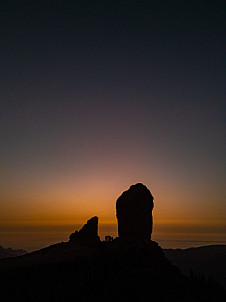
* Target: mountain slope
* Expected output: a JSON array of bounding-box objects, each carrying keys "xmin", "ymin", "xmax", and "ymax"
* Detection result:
[
  {"xmin": 0, "ymin": 240, "xmax": 225, "ymax": 302},
  {"xmin": 164, "ymin": 245, "xmax": 226, "ymax": 289}
]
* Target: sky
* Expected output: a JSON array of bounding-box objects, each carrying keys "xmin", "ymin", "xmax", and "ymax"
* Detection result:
[{"xmin": 1, "ymin": 0, "xmax": 225, "ymax": 250}]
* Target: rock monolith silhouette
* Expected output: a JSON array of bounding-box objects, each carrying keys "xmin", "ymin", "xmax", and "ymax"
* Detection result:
[
  {"xmin": 69, "ymin": 216, "xmax": 100, "ymax": 243},
  {"xmin": 116, "ymin": 183, "xmax": 154, "ymax": 241}
]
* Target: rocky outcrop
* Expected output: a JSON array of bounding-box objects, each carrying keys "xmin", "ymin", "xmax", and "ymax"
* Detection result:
[
  {"xmin": 0, "ymin": 246, "xmax": 27, "ymax": 259},
  {"xmin": 116, "ymin": 183, "xmax": 154, "ymax": 241},
  {"xmin": 69, "ymin": 216, "xmax": 100, "ymax": 244}
]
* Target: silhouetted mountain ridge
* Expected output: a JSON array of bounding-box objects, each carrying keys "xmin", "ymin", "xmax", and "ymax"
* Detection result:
[
  {"xmin": 1, "ymin": 240, "xmax": 225, "ymax": 302},
  {"xmin": 164, "ymin": 245, "xmax": 226, "ymax": 289},
  {"xmin": 0, "ymin": 245, "xmax": 27, "ymax": 258}
]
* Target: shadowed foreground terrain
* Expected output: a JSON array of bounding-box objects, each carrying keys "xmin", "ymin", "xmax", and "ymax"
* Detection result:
[
  {"xmin": 1, "ymin": 240, "xmax": 225, "ymax": 302},
  {"xmin": 164, "ymin": 245, "xmax": 226, "ymax": 289},
  {"xmin": 0, "ymin": 184, "xmax": 225, "ymax": 301}
]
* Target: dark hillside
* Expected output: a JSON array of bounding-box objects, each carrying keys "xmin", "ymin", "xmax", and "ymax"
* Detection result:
[
  {"xmin": 0, "ymin": 240, "xmax": 225, "ymax": 302},
  {"xmin": 164, "ymin": 245, "xmax": 226, "ymax": 289}
]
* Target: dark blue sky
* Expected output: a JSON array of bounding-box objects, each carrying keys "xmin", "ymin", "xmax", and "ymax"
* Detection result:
[{"xmin": 1, "ymin": 1, "xmax": 225, "ymax": 229}]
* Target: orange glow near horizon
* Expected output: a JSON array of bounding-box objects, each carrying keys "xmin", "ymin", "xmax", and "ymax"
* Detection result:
[
  {"xmin": 1, "ymin": 170, "xmax": 226, "ymax": 251},
  {"xmin": 1, "ymin": 182, "xmax": 225, "ymax": 224}
]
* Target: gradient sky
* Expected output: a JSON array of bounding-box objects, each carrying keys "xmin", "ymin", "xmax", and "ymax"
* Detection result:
[{"xmin": 1, "ymin": 1, "xmax": 225, "ymax": 249}]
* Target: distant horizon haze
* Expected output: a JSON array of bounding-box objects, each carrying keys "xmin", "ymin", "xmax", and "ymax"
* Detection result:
[{"xmin": 1, "ymin": 219, "xmax": 226, "ymax": 252}]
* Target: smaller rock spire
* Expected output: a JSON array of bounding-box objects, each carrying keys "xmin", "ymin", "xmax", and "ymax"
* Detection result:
[{"xmin": 69, "ymin": 216, "xmax": 100, "ymax": 244}]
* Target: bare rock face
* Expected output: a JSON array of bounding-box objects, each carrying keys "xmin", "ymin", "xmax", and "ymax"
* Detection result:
[
  {"xmin": 116, "ymin": 183, "xmax": 154, "ymax": 241},
  {"xmin": 69, "ymin": 216, "xmax": 100, "ymax": 244}
]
